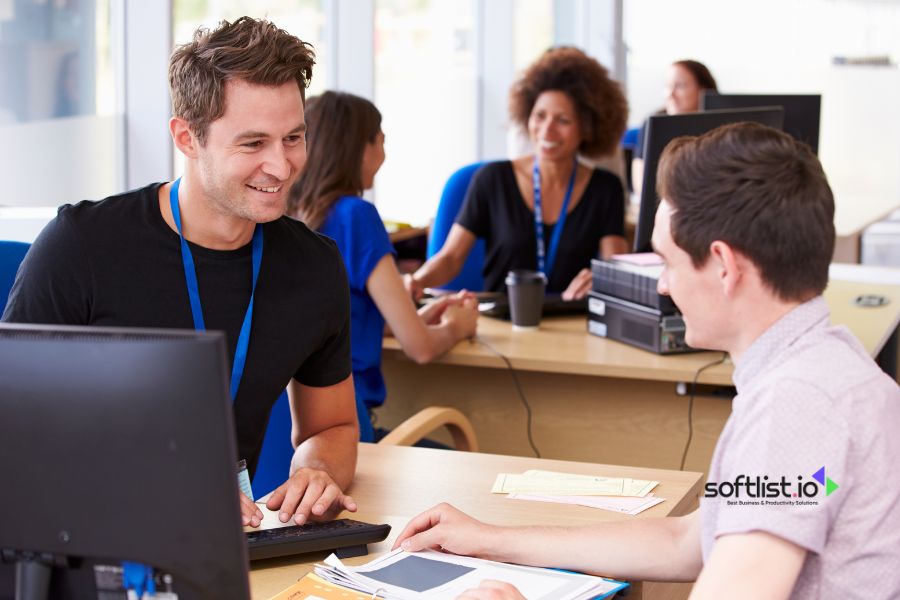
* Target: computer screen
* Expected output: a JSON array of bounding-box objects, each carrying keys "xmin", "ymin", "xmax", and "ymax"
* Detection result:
[
  {"xmin": 633, "ymin": 107, "xmax": 785, "ymax": 253},
  {"xmin": 701, "ymin": 93, "xmax": 821, "ymax": 154},
  {"xmin": 0, "ymin": 324, "xmax": 250, "ymax": 599}
]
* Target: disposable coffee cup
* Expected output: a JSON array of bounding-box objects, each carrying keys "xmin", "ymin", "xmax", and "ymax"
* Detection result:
[{"xmin": 505, "ymin": 269, "xmax": 546, "ymax": 330}]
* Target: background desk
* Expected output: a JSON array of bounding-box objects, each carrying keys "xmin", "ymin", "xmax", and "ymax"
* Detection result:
[
  {"xmin": 249, "ymin": 444, "xmax": 703, "ymax": 600},
  {"xmin": 377, "ymin": 277, "xmax": 900, "ymax": 473},
  {"xmin": 832, "ymin": 194, "xmax": 900, "ymax": 263}
]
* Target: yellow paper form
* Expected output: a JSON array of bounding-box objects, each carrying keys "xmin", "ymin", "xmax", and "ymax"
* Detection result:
[
  {"xmin": 491, "ymin": 470, "xmax": 658, "ymax": 497},
  {"xmin": 268, "ymin": 572, "xmax": 371, "ymax": 600}
]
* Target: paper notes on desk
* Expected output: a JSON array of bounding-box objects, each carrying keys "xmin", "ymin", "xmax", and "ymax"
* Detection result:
[
  {"xmin": 508, "ymin": 493, "xmax": 665, "ymax": 516},
  {"xmin": 492, "ymin": 470, "xmax": 658, "ymax": 497},
  {"xmin": 492, "ymin": 470, "xmax": 665, "ymax": 516}
]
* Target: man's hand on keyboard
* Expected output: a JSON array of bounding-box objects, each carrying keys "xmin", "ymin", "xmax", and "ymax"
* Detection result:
[
  {"xmin": 240, "ymin": 491, "xmax": 264, "ymax": 527},
  {"xmin": 265, "ymin": 467, "xmax": 358, "ymax": 525}
]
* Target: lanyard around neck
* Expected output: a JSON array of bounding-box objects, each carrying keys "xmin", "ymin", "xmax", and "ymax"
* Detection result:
[
  {"xmin": 532, "ymin": 157, "xmax": 577, "ymax": 278},
  {"xmin": 169, "ymin": 178, "xmax": 264, "ymax": 402}
]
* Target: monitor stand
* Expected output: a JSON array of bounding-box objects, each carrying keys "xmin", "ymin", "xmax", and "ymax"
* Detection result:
[{"xmin": 15, "ymin": 556, "xmax": 52, "ymax": 600}]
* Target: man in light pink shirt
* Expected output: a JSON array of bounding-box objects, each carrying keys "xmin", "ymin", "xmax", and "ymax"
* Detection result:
[{"xmin": 391, "ymin": 123, "xmax": 900, "ymax": 599}]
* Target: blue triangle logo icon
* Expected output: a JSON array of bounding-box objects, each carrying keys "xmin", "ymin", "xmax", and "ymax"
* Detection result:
[{"xmin": 812, "ymin": 467, "xmax": 825, "ymax": 486}]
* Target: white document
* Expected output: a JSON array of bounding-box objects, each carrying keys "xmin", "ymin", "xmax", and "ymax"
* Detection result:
[
  {"xmin": 492, "ymin": 470, "xmax": 658, "ymax": 497},
  {"xmin": 507, "ymin": 492, "xmax": 666, "ymax": 516},
  {"xmin": 314, "ymin": 549, "xmax": 627, "ymax": 600}
]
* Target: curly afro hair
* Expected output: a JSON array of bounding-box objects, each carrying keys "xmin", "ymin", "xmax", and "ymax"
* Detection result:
[{"xmin": 509, "ymin": 47, "xmax": 628, "ymax": 157}]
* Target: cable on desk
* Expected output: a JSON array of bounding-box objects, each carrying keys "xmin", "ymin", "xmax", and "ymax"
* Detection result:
[
  {"xmin": 475, "ymin": 335, "xmax": 541, "ymax": 458},
  {"xmin": 680, "ymin": 352, "xmax": 729, "ymax": 471}
]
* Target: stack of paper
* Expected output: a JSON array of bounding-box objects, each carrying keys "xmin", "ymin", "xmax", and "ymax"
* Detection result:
[
  {"xmin": 493, "ymin": 470, "xmax": 665, "ymax": 515},
  {"xmin": 314, "ymin": 549, "xmax": 628, "ymax": 600}
]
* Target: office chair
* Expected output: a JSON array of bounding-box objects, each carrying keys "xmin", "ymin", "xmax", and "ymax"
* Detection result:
[
  {"xmin": 426, "ymin": 162, "xmax": 489, "ymax": 291},
  {"xmin": 0, "ymin": 241, "xmax": 30, "ymax": 312},
  {"xmin": 377, "ymin": 406, "xmax": 478, "ymax": 451},
  {"xmin": 621, "ymin": 126, "xmax": 641, "ymax": 151},
  {"xmin": 252, "ymin": 395, "xmax": 480, "ymax": 497}
]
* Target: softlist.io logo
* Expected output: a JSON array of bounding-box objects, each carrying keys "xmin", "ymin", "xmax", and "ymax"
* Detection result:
[{"xmin": 704, "ymin": 466, "xmax": 839, "ymax": 506}]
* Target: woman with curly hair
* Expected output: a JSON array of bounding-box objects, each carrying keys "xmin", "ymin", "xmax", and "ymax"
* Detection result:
[{"xmin": 406, "ymin": 47, "xmax": 629, "ymax": 300}]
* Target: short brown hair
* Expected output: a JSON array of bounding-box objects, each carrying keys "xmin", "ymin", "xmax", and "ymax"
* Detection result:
[
  {"xmin": 169, "ymin": 16, "xmax": 315, "ymax": 145},
  {"xmin": 657, "ymin": 122, "xmax": 834, "ymax": 302},
  {"xmin": 509, "ymin": 46, "xmax": 628, "ymax": 157}
]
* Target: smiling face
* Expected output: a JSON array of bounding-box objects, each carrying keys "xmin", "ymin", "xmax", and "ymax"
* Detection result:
[
  {"xmin": 652, "ymin": 200, "xmax": 728, "ymax": 350},
  {"xmin": 528, "ymin": 90, "xmax": 582, "ymax": 162},
  {"xmin": 664, "ymin": 64, "xmax": 702, "ymax": 115},
  {"xmin": 193, "ymin": 79, "xmax": 307, "ymax": 223}
]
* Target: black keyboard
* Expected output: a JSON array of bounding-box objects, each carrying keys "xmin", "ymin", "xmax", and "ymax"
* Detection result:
[{"xmin": 245, "ymin": 518, "xmax": 391, "ymax": 561}]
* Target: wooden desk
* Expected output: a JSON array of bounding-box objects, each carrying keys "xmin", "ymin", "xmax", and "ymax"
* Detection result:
[
  {"xmin": 377, "ymin": 278, "xmax": 900, "ymax": 474},
  {"xmin": 249, "ymin": 444, "xmax": 703, "ymax": 600},
  {"xmin": 387, "ymin": 225, "xmax": 429, "ymax": 244}
]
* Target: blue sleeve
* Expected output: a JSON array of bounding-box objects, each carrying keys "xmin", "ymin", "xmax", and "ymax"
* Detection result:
[{"xmin": 337, "ymin": 199, "xmax": 395, "ymax": 292}]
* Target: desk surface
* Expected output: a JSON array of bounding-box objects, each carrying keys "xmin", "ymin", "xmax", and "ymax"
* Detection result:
[
  {"xmin": 249, "ymin": 444, "xmax": 703, "ymax": 599},
  {"xmin": 387, "ymin": 225, "xmax": 429, "ymax": 244},
  {"xmin": 384, "ymin": 277, "xmax": 900, "ymax": 386}
]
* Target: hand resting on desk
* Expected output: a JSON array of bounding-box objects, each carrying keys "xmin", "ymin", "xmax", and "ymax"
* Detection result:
[
  {"xmin": 395, "ymin": 504, "xmax": 527, "ymax": 600},
  {"xmin": 240, "ymin": 491, "xmax": 264, "ymax": 527},
  {"xmin": 561, "ymin": 268, "xmax": 592, "ymax": 301},
  {"xmin": 417, "ymin": 290, "xmax": 478, "ymax": 326},
  {"xmin": 239, "ymin": 468, "xmax": 357, "ymax": 528},
  {"xmin": 393, "ymin": 502, "xmax": 500, "ymax": 559},
  {"xmin": 264, "ymin": 467, "xmax": 357, "ymax": 525}
]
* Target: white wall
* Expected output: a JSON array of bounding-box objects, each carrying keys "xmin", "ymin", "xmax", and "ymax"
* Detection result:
[{"xmin": 0, "ymin": 115, "xmax": 122, "ymax": 208}]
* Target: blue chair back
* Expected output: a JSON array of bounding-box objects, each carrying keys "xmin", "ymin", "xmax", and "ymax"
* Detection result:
[
  {"xmin": 621, "ymin": 126, "xmax": 641, "ymax": 150},
  {"xmin": 0, "ymin": 241, "xmax": 30, "ymax": 313},
  {"xmin": 427, "ymin": 162, "xmax": 487, "ymax": 291},
  {"xmin": 252, "ymin": 389, "xmax": 292, "ymax": 498}
]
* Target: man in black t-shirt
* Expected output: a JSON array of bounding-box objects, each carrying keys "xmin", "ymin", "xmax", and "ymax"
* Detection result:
[{"xmin": 2, "ymin": 18, "xmax": 359, "ymax": 528}]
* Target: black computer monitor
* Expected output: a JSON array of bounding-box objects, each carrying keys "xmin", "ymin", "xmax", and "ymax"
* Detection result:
[
  {"xmin": 633, "ymin": 107, "xmax": 785, "ymax": 253},
  {"xmin": 0, "ymin": 324, "xmax": 250, "ymax": 599},
  {"xmin": 701, "ymin": 92, "xmax": 821, "ymax": 154}
]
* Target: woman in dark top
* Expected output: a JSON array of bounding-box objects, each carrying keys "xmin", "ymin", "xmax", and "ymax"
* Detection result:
[{"xmin": 406, "ymin": 47, "xmax": 629, "ymax": 299}]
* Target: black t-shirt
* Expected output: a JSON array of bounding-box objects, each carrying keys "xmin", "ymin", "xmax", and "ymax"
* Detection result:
[
  {"xmin": 2, "ymin": 183, "xmax": 352, "ymax": 476},
  {"xmin": 455, "ymin": 161, "xmax": 625, "ymax": 293}
]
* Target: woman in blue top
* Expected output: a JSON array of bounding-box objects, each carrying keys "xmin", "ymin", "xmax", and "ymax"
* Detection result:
[{"xmin": 288, "ymin": 91, "xmax": 479, "ymax": 442}]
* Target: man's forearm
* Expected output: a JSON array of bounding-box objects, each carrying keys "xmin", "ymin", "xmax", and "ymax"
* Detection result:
[
  {"xmin": 290, "ymin": 423, "xmax": 358, "ymax": 489},
  {"xmin": 482, "ymin": 515, "xmax": 702, "ymax": 583}
]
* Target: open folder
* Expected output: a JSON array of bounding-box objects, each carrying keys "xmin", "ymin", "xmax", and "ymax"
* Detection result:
[{"xmin": 312, "ymin": 549, "xmax": 628, "ymax": 600}]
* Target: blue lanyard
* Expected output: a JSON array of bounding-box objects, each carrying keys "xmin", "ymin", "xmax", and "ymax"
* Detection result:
[
  {"xmin": 532, "ymin": 158, "xmax": 577, "ymax": 278},
  {"xmin": 169, "ymin": 178, "xmax": 263, "ymax": 402}
]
